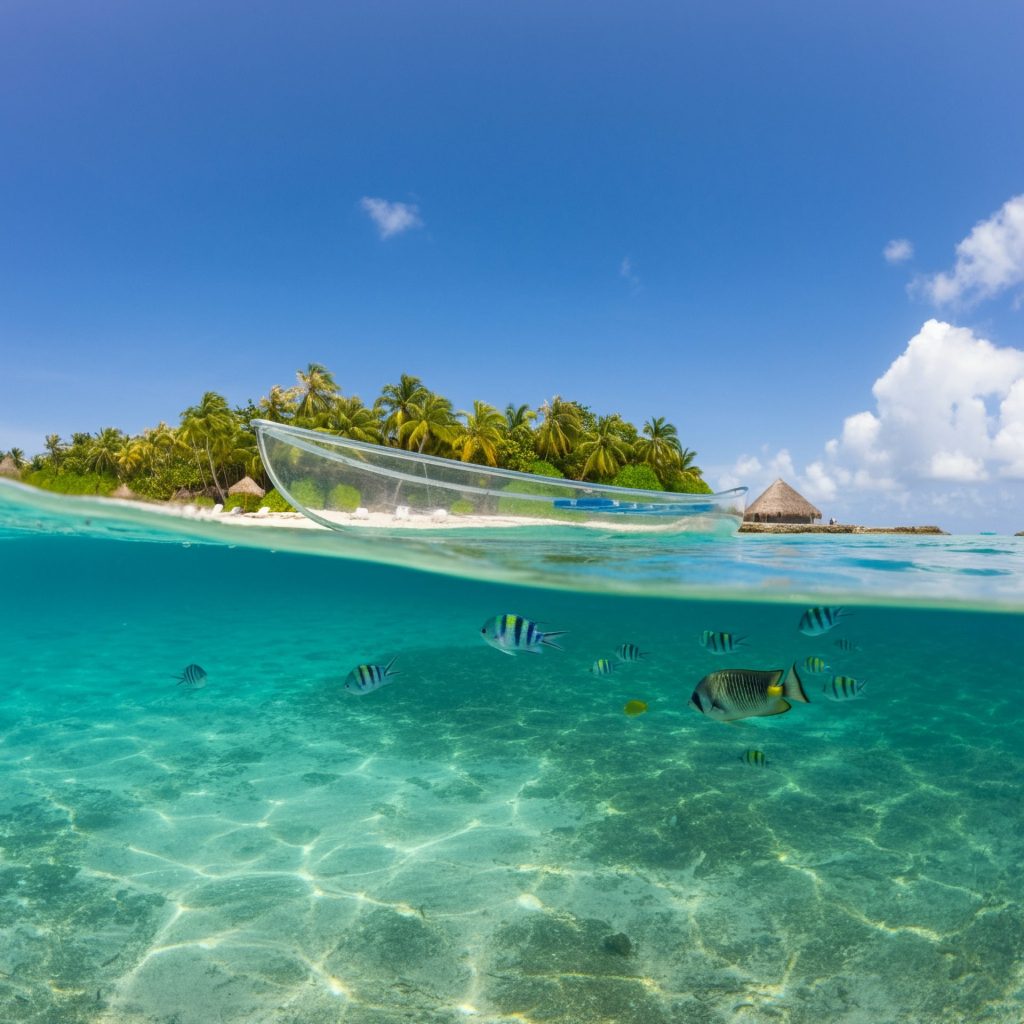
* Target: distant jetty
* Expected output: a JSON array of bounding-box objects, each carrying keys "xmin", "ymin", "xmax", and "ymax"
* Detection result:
[{"xmin": 739, "ymin": 523, "xmax": 947, "ymax": 535}]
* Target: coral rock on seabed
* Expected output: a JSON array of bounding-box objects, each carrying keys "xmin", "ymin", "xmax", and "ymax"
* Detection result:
[{"xmin": 602, "ymin": 932, "xmax": 633, "ymax": 956}]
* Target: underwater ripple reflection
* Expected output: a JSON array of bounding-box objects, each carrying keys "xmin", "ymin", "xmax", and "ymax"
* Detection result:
[{"xmin": 0, "ymin": 532, "xmax": 1022, "ymax": 1024}]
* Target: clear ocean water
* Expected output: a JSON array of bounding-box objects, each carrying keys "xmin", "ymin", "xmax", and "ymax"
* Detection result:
[{"xmin": 1, "ymin": 481, "xmax": 1022, "ymax": 1024}]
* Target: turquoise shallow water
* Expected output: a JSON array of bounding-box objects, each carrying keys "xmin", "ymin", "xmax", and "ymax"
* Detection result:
[{"xmin": 1, "ymin": 483, "xmax": 1023, "ymax": 1023}]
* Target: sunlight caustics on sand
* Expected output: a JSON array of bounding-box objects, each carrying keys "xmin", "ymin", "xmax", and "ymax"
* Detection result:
[{"xmin": 1, "ymin": 482, "xmax": 1022, "ymax": 1023}]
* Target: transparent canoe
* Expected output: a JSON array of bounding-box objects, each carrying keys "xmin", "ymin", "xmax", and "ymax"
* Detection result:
[{"xmin": 254, "ymin": 420, "xmax": 747, "ymax": 536}]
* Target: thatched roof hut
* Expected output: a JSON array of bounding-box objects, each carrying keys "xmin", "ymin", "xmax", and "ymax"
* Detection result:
[
  {"xmin": 744, "ymin": 479, "xmax": 822, "ymax": 524},
  {"xmin": 0, "ymin": 455, "xmax": 20, "ymax": 478},
  {"xmin": 228, "ymin": 475, "xmax": 266, "ymax": 498},
  {"xmin": 111, "ymin": 483, "xmax": 136, "ymax": 500},
  {"xmin": 171, "ymin": 486, "xmax": 217, "ymax": 502}
]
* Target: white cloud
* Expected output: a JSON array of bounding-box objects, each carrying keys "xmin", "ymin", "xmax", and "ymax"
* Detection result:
[
  {"xmin": 883, "ymin": 238, "xmax": 913, "ymax": 264},
  {"xmin": 825, "ymin": 320, "xmax": 1024, "ymax": 483},
  {"xmin": 360, "ymin": 197, "xmax": 423, "ymax": 239},
  {"xmin": 716, "ymin": 449, "xmax": 795, "ymax": 496},
  {"xmin": 923, "ymin": 194, "xmax": 1024, "ymax": 305},
  {"xmin": 620, "ymin": 256, "xmax": 640, "ymax": 291},
  {"xmin": 721, "ymin": 319, "xmax": 1024, "ymax": 529},
  {"xmin": 928, "ymin": 451, "xmax": 986, "ymax": 481}
]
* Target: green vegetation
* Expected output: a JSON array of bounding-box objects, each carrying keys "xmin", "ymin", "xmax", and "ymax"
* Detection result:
[
  {"xmin": 22, "ymin": 468, "xmax": 118, "ymax": 496},
  {"xmin": 263, "ymin": 489, "xmax": 294, "ymax": 513},
  {"xmin": 3, "ymin": 362, "xmax": 712, "ymax": 502},
  {"xmin": 224, "ymin": 493, "xmax": 263, "ymax": 513},
  {"xmin": 611, "ymin": 464, "xmax": 663, "ymax": 491},
  {"xmin": 289, "ymin": 479, "xmax": 325, "ymax": 510},
  {"xmin": 327, "ymin": 483, "xmax": 361, "ymax": 512}
]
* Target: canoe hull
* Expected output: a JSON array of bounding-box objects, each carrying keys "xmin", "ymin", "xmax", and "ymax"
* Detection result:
[{"xmin": 254, "ymin": 420, "xmax": 747, "ymax": 536}]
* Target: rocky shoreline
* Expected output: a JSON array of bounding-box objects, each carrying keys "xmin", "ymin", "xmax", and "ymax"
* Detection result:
[{"xmin": 739, "ymin": 523, "xmax": 947, "ymax": 535}]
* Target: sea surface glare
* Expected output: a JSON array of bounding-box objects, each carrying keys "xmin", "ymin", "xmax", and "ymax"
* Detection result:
[{"xmin": 1, "ymin": 485, "xmax": 1022, "ymax": 1023}]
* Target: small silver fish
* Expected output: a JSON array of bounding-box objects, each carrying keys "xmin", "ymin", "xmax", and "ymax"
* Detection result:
[
  {"xmin": 689, "ymin": 664, "xmax": 810, "ymax": 723},
  {"xmin": 740, "ymin": 749, "xmax": 768, "ymax": 768},
  {"xmin": 344, "ymin": 658, "xmax": 399, "ymax": 695},
  {"xmin": 834, "ymin": 638, "xmax": 861, "ymax": 653},
  {"xmin": 699, "ymin": 630, "xmax": 746, "ymax": 654},
  {"xmin": 176, "ymin": 664, "xmax": 207, "ymax": 689},
  {"xmin": 615, "ymin": 642, "xmax": 646, "ymax": 663},
  {"xmin": 591, "ymin": 658, "xmax": 615, "ymax": 677},
  {"xmin": 798, "ymin": 606, "xmax": 847, "ymax": 637},
  {"xmin": 822, "ymin": 675, "xmax": 867, "ymax": 701},
  {"xmin": 801, "ymin": 655, "xmax": 831, "ymax": 674},
  {"xmin": 480, "ymin": 614, "xmax": 566, "ymax": 656}
]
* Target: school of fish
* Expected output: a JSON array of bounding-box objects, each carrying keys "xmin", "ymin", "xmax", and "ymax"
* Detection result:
[{"xmin": 174, "ymin": 604, "xmax": 867, "ymax": 769}]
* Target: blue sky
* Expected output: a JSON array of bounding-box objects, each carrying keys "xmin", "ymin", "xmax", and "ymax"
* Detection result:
[{"xmin": 3, "ymin": 1, "xmax": 1024, "ymax": 530}]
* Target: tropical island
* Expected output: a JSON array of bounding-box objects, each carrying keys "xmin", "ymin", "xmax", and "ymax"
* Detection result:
[{"xmin": 0, "ymin": 364, "xmax": 711, "ymax": 513}]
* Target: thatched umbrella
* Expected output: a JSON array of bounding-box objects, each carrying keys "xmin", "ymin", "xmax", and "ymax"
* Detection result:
[
  {"xmin": 0, "ymin": 455, "xmax": 19, "ymax": 478},
  {"xmin": 110, "ymin": 483, "xmax": 137, "ymax": 500},
  {"xmin": 744, "ymin": 479, "xmax": 822, "ymax": 524},
  {"xmin": 228, "ymin": 475, "xmax": 266, "ymax": 498}
]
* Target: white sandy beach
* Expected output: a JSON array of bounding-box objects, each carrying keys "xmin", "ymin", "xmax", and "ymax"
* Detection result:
[{"xmin": 113, "ymin": 497, "xmax": 729, "ymax": 535}]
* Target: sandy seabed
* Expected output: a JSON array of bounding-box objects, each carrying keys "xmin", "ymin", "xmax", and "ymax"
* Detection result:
[{"xmin": 2, "ymin": 577, "xmax": 1021, "ymax": 1024}]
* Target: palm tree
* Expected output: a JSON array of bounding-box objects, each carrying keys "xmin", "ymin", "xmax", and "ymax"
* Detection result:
[
  {"xmin": 453, "ymin": 401, "xmax": 505, "ymax": 466},
  {"xmin": 44, "ymin": 434, "xmax": 65, "ymax": 464},
  {"xmin": 320, "ymin": 396, "xmax": 380, "ymax": 443},
  {"xmin": 504, "ymin": 403, "xmax": 536, "ymax": 434},
  {"xmin": 535, "ymin": 396, "xmax": 582, "ymax": 461},
  {"xmin": 378, "ymin": 374, "xmax": 427, "ymax": 446},
  {"xmin": 399, "ymin": 392, "xmax": 458, "ymax": 454},
  {"xmin": 677, "ymin": 447, "xmax": 703, "ymax": 480},
  {"xmin": 146, "ymin": 421, "xmax": 178, "ymax": 453},
  {"xmin": 116, "ymin": 436, "xmax": 153, "ymax": 478},
  {"xmin": 636, "ymin": 416, "xmax": 683, "ymax": 482},
  {"xmin": 258, "ymin": 384, "xmax": 296, "ymax": 423},
  {"xmin": 86, "ymin": 429, "xmax": 125, "ymax": 477},
  {"xmin": 178, "ymin": 392, "xmax": 238, "ymax": 499},
  {"xmin": 7, "ymin": 447, "xmax": 26, "ymax": 468},
  {"xmin": 290, "ymin": 363, "xmax": 339, "ymax": 423},
  {"xmin": 576, "ymin": 416, "xmax": 633, "ymax": 480}
]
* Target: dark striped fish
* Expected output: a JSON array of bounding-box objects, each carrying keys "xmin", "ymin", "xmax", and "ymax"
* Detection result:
[
  {"xmin": 615, "ymin": 642, "xmax": 646, "ymax": 663},
  {"xmin": 176, "ymin": 664, "xmax": 207, "ymax": 689},
  {"xmin": 344, "ymin": 658, "xmax": 399, "ymax": 695},
  {"xmin": 801, "ymin": 655, "xmax": 831, "ymax": 674},
  {"xmin": 834, "ymin": 637, "xmax": 861, "ymax": 653},
  {"xmin": 798, "ymin": 606, "xmax": 847, "ymax": 637},
  {"xmin": 480, "ymin": 614, "xmax": 566, "ymax": 656},
  {"xmin": 740, "ymin": 749, "xmax": 768, "ymax": 768},
  {"xmin": 699, "ymin": 630, "xmax": 746, "ymax": 654},
  {"xmin": 591, "ymin": 658, "xmax": 615, "ymax": 677},
  {"xmin": 822, "ymin": 675, "xmax": 867, "ymax": 702},
  {"xmin": 689, "ymin": 664, "xmax": 810, "ymax": 723}
]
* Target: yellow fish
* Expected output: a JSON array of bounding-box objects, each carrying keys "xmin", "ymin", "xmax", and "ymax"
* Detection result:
[{"xmin": 623, "ymin": 700, "xmax": 648, "ymax": 716}]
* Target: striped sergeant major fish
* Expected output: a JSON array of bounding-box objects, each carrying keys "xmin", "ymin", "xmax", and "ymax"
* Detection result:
[
  {"xmin": 615, "ymin": 642, "xmax": 646, "ymax": 663},
  {"xmin": 480, "ymin": 614, "xmax": 566, "ymax": 656},
  {"xmin": 740, "ymin": 749, "xmax": 768, "ymax": 768},
  {"xmin": 176, "ymin": 664, "xmax": 207, "ymax": 689},
  {"xmin": 801, "ymin": 656, "xmax": 831, "ymax": 675},
  {"xmin": 689, "ymin": 664, "xmax": 810, "ymax": 723},
  {"xmin": 344, "ymin": 658, "xmax": 399, "ymax": 695},
  {"xmin": 822, "ymin": 675, "xmax": 867, "ymax": 702},
  {"xmin": 699, "ymin": 630, "xmax": 746, "ymax": 654},
  {"xmin": 834, "ymin": 637, "xmax": 861, "ymax": 653},
  {"xmin": 591, "ymin": 658, "xmax": 615, "ymax": 677},
  {"xmin": 798, "ymin": 606, "xmax": 848, "ymax": 637}
]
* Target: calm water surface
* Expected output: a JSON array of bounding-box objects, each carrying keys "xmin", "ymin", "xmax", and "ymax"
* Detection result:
[{"xmin": 1, "ymin": 484, "xmax": 1022, "ymax": 1023}]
